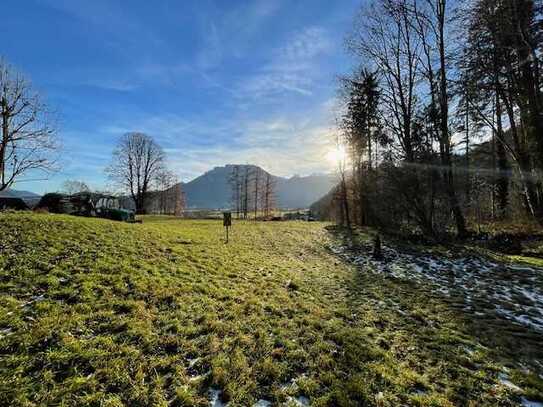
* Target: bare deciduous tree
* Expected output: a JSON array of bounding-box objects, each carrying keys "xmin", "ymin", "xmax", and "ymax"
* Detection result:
[
  {"xmin": 173, "ymin": 183, "xmax": 186, "ymax": 217},
  {"xmin": 106, "ymin": 132, "xmax": 165, "ymax": 214},
  {"xmin": 328, "ymin": 0, "xmax": 543, "ymax": 235},
  {"xmin": 349, "ymin": 0, "xmax": 421, "ymax": 163},
  {"xmin": 61, "ymin": 180, "xmax": 90, "ymax": 195},
  {"xmin": 252, "ymin": 166, "xmax": 262, "ymax": 219},
  {"xmin": 155, "ymin": 169, "xmax": 177, "ymax": 214},
  {"xmin": 242, "ymin": 166, "xmax": 251, "ymax": 219},
  {"xmin": 261, "ymin": 172, "xmax": 277, "ymax": 218},
  {"xmin": 229, "ymin": 165, "xmax": 242, "ymax": 218},
  {"xmin": 0, "ymin": 58, "xmax": 57, "ymax": 191}
]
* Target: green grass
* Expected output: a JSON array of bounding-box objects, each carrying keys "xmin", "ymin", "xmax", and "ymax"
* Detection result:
[{"xmin": 0, "ymin": 213, "xmax": 542, "ymax": 406}]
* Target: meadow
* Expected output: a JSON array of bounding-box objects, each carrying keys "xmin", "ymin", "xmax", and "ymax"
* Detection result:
[{"xmin": 0, "ymin": 213, "xmax": 542, "ymax": 406}]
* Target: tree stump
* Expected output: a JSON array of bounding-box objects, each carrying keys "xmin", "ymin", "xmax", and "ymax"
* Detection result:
[{"xmin": 373, "ymin": 234, "xmax": 383, "ymax": 260}]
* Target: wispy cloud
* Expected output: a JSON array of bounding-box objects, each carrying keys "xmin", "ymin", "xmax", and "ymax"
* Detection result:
[
  {"xmin": 82, "ymin": 78, "xmax": 138, "ymax": 92},
  {"xmin": 55, "ymin": 23, "xmax": 339, "ymax": 185},
  {"xmin": 164, "ymin": 121, "xmax": 337, "ymax": 182},
  {"xmin": 17, "ymin": 0, "xmax": 349, "ymax": 194},
  {"xmin": 234, "ymin": 27, "xmax": 333, "ymax": 103},
  {"xmin": 280, "ymin": 27, "xmax": 333, "ymax": 61},
  {"xmin": 195, "ymin": 23, "xmax": 223, "ymax": 70},
  {"xmin": 94, "ymin": 97, "xmax": 339, "ymax": 183},
  {"xmin": 194, "ymin": 0, "xmax": 283, "ymax": 70}
]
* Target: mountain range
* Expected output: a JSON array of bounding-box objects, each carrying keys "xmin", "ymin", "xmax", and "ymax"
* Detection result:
[
  {"xmin": 0, "ymin": 188, "xmax": 41, "ymax": 206},
  {"xmin": 2, "ymin": 165, "xmax": 337, "ymax": 210},
  {"xmin": 181, "ymin": 165, "xmax": 336, "ymax": 209}
]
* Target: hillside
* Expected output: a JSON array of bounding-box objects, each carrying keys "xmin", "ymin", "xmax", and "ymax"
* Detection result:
[
  {"xmin": 1, "ymin": 213, "xmax": 542, "ymax": 405},
  {"xmin": 181, "ymin": 165, "xmax": 336, "ymax": 209}
]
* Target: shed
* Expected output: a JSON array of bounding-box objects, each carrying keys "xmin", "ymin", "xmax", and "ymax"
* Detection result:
[{"xmin": 0, "ymin": 197, "xmax": 30, "ymax": 210}]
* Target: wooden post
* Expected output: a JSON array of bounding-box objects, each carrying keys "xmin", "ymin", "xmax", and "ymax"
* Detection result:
[{"xmin": 223, "ymin": 212, "xmax": 232, "ymax": 243}]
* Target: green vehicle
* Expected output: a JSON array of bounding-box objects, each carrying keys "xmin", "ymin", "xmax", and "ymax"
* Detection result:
[
  {"xmin": 95, "ymin": 196, "xmax": 136, "ymax": 222},
  {"xmin": 37, "ymin": 192, "xmax": 136, "ymax": 222}
]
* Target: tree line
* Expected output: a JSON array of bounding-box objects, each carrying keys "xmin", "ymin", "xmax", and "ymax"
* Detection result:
[
  {"xmin": 325, "ymin": 0, "xmax": 543, "ymax": 237},
  {"xmin": 229, "ymin": 165, "xmax": 276, "ymax": 219}
]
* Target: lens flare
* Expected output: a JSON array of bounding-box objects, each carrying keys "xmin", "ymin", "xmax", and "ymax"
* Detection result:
[{"xmin": 326, "ymin": 145, "xmax": 347, "ymax": 165}]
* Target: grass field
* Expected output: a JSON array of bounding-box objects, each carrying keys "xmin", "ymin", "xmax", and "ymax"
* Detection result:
[{"xmin": 1, "ymin": 213, "xmax": 542, "ymax": 406}]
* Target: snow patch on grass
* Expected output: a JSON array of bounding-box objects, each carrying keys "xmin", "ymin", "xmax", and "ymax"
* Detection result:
[
  {"xmin": 253, "ymin": 400, "xmax": 272, "ymax": 407},
  {"xmin": 498, "ymin": 372, "xmax": 523, "ymax": 392},
  {"xmin": 287, "ymin": 395, "xmax": 310, "ymax": 406},
  {"xmin": 521, "ymin": 397, "xmax": 543, "ymax": 407},
  {"xmin": 208, "ymin": 389, "xmax": 226, "ymax": 407},
  {"xmin": 332, "ymin": 240, "xmax": 543, "ymax": 332}
]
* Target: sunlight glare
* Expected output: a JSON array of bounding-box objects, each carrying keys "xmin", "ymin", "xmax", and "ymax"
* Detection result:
[{"xmin": 326, "ymin": 145, "xmax": 347, "ymax": 165}]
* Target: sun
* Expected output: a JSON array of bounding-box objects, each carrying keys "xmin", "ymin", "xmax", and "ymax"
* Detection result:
[{"xmin": 326, "ymin": 145, "xmax": 347, "ymax": 165}]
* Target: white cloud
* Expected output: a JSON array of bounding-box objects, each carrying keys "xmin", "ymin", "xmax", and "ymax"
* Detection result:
[
  {"xmin": 194, "ymin": 0, "xmax": 283, "ymax": 69},
  {"xmin": 234, "ymin": 26, "xmax": 333, "ymax": 103},
  {"xmin": 280, "ymin": 27, "xmax": 333, "ymax": 61},
  {"xmin": 195, "ymin": 23, "xmax": 223, "ymax": 70},
  {"xmin": 82, "ymin": 78, "xmax": 138, "ymax": 92},
  {"xmin": 238, "ymin": 73, "xmax": 313, "ymax": 100},
  {"xmin": 31, "ymin": 85, "xmax": 340, "ymax": 194},
  {"xmin": 101, "ymin": 99, "xmax": 340, "ymax": 182}
]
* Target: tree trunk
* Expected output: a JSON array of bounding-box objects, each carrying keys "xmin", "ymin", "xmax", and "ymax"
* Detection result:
[
  {"xmin": 502, "ymin": 86, "xmax": 540, "ymax": 220},
  {"xmin": 495, "ymin": 92, "xmax": 509, "ymax": 218},
  {"xmin": 437, "ymin": 0, "xmax": 467, "ymax": 237},
  {"xmin": 340, "ymin": 174, "xmax": 351, "ymax": 230}
]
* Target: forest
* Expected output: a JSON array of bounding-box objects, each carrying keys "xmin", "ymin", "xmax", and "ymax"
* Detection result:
[{"xmin": 316, "ymin": 0, "xmax": 543, "ymax": 240}]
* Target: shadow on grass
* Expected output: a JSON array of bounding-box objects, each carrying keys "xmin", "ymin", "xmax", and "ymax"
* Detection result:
[{"xmin": 326, "ymin": 225, "xmax": 543, "ymax": 404}]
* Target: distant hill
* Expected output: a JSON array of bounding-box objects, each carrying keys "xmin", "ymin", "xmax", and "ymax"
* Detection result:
[
  {"xmin": 277, "ymin": 173, "xmax": 337, "ymax": 209},
  {"xmin": 0, "ymin": 189, "xmax": 41, "ymax": 206},
  {"xmin": 310, "ymin": 185, "xmax": 339, "ymax": 221},
  {"xmin": 181, "ymin": 164, "xmax": 336, "ymax": 209},
  {"xmin": 0, "ymin": 189, "xmax": 40, "ymax": 198}
]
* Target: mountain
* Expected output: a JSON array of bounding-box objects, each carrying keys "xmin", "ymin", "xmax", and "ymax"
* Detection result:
[
  {"xmin": 0, "ymin": 189, "xmax": 40, "ymax": 198},
  {"xmin": 182, "ymin": 165, "xmax": 242, "ymax": 209},
  {"xmin": 0, "ymin": 189, "xmax": 42, "ymax": 207},
  {"xmin": 309, "ymin": 185, "xmax": 339, "ymax": 221},
  {"xmin": 276, "ymin": 174, "xmax": 337, "ymax": 209},
  {"xmin": 181, "ymin": 164, "xmax": 336, "ymax": 209}
]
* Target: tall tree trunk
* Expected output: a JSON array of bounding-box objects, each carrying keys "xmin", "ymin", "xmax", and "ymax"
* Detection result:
[
  {"xmin": 464, "ymin": 94, "xmax": 471, "ymax": 205},
  {"xmin": 495, "ymin": 92, "xmax": 509, "ymax": 217},
  {"xmin": 340, "ymin": 173, "xmax": 351, "ymax": 229},
  {"xmin": 510, "ymin": 0, "xmax": 543, "ymax": 221},
  {"xmin": 253, "ymin": 169, "xmax": 260, "ymax": 220},
  {"xmin": 502, "ymin": 86, "xmax": 539, "ymax": 219},
  {"xmin": 0, "ymin": 98, "xmax": 8, "ymax": 190},
  {"xmin": 437, "ymin": 0, "xmax": 467, "ymax": 237}
]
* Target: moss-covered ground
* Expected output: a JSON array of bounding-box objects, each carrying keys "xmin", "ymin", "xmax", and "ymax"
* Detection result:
[{"xmin": 0, "ymin": 213, "xmax": 542, "ymax": 406}]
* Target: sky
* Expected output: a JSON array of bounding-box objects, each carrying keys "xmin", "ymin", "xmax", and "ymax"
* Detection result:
[{"xmin": 2, "ymin": 0, "xmax": 362, "ymax": 194}]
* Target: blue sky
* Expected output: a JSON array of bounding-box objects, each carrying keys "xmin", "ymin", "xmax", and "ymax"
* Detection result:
[{"xmin": 3, "ymin": 0, "xmax": 361, "ymax": 194}]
